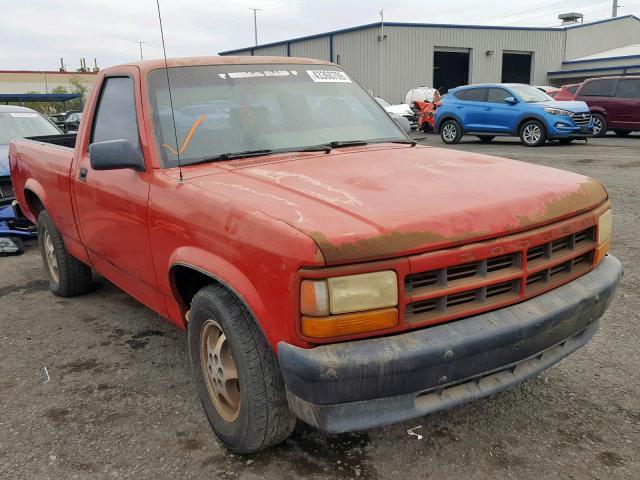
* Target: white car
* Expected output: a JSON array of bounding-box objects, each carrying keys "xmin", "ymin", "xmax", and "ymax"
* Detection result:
[{"xmin": 375, "ymin": 98, "xmax": 417, "ymax": 130}]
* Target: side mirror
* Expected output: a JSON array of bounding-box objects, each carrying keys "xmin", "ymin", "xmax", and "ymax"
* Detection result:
[
  {"xmin": 505, "ymin": 96, "xmax": 518, "ymax": 105},
  {"xmin": 89, "ymin": 139, "xmax": 145, "ymax": 172}
]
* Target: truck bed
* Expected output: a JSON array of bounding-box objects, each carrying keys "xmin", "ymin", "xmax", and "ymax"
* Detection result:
[{"xmin": 10, "ymin": 135, "xmax": 80, "ymax": 248}]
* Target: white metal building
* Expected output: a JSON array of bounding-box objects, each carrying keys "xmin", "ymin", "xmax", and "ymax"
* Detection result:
[{"xmin": 220, "ymin": 15, "xmax": 640, "ymax": 103}]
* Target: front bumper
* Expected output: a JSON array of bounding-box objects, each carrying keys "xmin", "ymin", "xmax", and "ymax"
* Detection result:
[
  {"xmin": 547, "ymin": 117, "xmax": 593, "ymax": 138},
  {"xmin": 278, "ymin": 255, "xmax": 622, "ymax": 433}
]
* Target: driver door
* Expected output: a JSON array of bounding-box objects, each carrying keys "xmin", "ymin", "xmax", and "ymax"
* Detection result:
[{"xmin": 72, "ymin": 71, "xmax": 166, "ymax": 315}]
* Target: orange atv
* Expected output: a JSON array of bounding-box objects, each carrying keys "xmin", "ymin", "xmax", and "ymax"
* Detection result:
[{"xmin": 414, "ymin": 91, "xmax": 442, "ymax": 133}]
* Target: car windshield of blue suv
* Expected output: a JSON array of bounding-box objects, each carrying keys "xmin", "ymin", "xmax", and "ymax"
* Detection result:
[{"xmin": 509, "ymin": 85, "xmax": 553, "ymax": 103}]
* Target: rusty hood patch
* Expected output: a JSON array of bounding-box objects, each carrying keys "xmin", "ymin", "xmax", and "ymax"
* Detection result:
[{"xmin": 188, "ymin": 146, "xmax": 608, "ymax": 264}]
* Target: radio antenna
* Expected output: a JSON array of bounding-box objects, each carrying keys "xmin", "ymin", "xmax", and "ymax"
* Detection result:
[{"xmin": 155, "ymin": 0, "xmax": 183, "ymax": 183}]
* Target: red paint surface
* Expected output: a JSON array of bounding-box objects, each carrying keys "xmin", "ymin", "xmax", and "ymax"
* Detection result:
[{"xmin": 9, "ymin": 57, "xmax": 610, "ymax": 349}]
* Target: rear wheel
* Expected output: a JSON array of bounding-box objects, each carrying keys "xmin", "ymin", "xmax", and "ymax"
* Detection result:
[
  {"xmin": 188, "ymin": 284, "xmax": 295, "ymax": 453},
  {"xmin": 477, "ymin": 135, "xmax": 495, "ymax": 143},
  {"xmin": 613, "ymin": 129, "xmax": 631, "ymax": 137},
  {"xmin": 591, "ymin": 113, "xmax": 607, "ymax": 137},
  {"xmin": 440, "ymin": 119, "xmax": 462, "ymax": 144},
  {"xmin": 37, "ymin": 211, "xmax": 92, "ymax": 297},
  {"xmin": 519, "ymin": 120, "xmax": 547, "ymax": 147}
]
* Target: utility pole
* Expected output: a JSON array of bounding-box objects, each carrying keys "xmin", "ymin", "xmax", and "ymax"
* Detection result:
[
  {"xmin": 249, "ymin": 8, "xmax": 262, "ymax": 46},
  {"xmin": 612, "ymin": 0, "xmax": 618, "ymax": 17},
  {"xmin": 137, "ymin": 41, "xmax": 145, "ymax": 61}
]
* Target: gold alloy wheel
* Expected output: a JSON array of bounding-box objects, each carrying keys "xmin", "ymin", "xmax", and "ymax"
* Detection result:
[
  {"xmin": 43, "ymin": 230, "xmax": 59, "ymax": 284},
  {"xmin": 200, "ymin": 319, "xmax": 241, "ymax": 422}
]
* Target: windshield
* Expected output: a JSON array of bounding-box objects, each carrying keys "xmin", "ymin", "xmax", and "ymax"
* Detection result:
[
  {"xmin": 0, "ymin": 112, "xmax": 60, "ymax": 144},
  {"xmin": 148, "ymin": 64, "xmax": 406, "ymax": 167},
  {"xmin": 510, "ymin": 85, "xmax": 553, "ymax": 103}
]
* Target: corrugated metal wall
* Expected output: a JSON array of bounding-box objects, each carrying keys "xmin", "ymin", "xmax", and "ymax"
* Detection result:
[
  {"xmin": 290, "ymin": 37, "xmax": 330, "ymax": 60},
  {"xmin": 220, "ymin": 17, "xmax": 639, "ymax": 103},
  {"xmin": 333, "ymin": 25, "xmax": 566, "ymax": 102},
  {"xmin": 565, "ymin": 17, "xmax": 640, "ymax": 60}
]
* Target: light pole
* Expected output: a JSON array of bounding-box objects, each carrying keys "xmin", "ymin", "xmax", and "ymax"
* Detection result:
[
  {"xmin": 137, "ymin": 41, "xmax": 145, "ymax": 61},
  {"xmin": 249, "ymin": 8, "xmax": 262, "ymax": 46}
]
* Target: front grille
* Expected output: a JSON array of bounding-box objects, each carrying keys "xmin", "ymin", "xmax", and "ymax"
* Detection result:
[
  {"xmin": 0, "ymin": 178, "xmax": 14, "ymax": 200},
  {"xmin": 405, "ymin": 226, "xmax": 597, "ymax": 324},
  {"xmin": 571, "ymin": 112, "xmax": 591, "ymax": 126}
]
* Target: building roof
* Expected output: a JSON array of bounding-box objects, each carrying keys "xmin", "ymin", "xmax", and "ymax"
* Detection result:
[
  {"xmin": 565, "ymin": 44, "xmax": 640, "ymax": 63},
  {"xmin": 219, "ymin": 14, "xmax": 640, "ymax": 55},
  {"xmin": 0, "ymin": 93, "xmax": 81, "ymax": 103}
]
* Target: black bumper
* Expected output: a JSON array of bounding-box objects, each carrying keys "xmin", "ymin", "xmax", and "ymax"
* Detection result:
[{"xmin": 278, "ymin": 255, "xmax": 622, "ymax": 433}]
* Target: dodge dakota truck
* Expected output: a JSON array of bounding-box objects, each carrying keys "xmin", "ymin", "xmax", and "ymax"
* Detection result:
[{"xmin": 10, "ymin": 56, "xmax": 622, "ymax": 453}]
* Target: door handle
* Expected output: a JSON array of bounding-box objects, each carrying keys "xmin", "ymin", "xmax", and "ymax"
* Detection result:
[
  {"xmin": 485, "ymin": 107, "xmax": 492, "ymax": 111},
  {"xmin": 79, "ymin": 167, "xmax": 88, "ymax": 182},
  {"xmin": 456, "ymin": 106, "xmax": 464, "ymax": 109}
]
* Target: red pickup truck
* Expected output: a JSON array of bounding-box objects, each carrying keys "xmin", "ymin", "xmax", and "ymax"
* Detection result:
[{"xmin": 10, "ymin": 56, "xmax": 622, "ymax": 453}]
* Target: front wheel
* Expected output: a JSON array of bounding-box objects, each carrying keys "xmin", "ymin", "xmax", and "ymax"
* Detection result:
[
  {"xmin": 591, "ymin": 113, "xmax": 607, "ymax": 137},
  {"xmin": 440, "ymin": 119, "xmax": 462, "ymax": 144},
  {"xmin": 519, "ymin": 120, "xmax": 547, "ymax": 147},
  {"xmin": 188, "ymin": 284, "xmax": 295, "ymax": 453}
]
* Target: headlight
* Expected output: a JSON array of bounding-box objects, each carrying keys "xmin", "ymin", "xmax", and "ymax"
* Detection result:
[
  {"xmin": 595, "ymin": 209, "xmax": 612, "ymax": 264},
  {"xmin": 300, "ymin": 271, "xmax": 399, "ymax": 338},
  {"xmin": 544, "ymin": 107, "xmax": 573, "ymax": 116}
]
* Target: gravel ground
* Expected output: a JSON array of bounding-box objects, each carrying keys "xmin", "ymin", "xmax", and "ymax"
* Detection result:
[{"xmin": 1, "ymin": 133, "xmax": 638, "ymax": 480}]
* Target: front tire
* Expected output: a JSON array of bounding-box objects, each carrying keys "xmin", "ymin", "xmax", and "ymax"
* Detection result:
[
  {"xmin": 37, "ymin": 211, "xmax": 92, "ymax": 297},
  {"xmin": 519, "ymin": 120, "xmax": 547, "ymax": 147},
  {"xmin": 440, "ymin": 119, "xmax": 462, "ymax": 144},
  {"xmin": 591, "ymin": 113, "xmax": 607, "ymax": 137},
  {"xmin": 188, "ymin": 284, "xmax": 295, "ymax": 453}
]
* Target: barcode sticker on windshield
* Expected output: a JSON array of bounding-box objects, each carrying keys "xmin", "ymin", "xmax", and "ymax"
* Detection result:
[
  {"xmin": 306, "ymin": 70, "xmax": 351, "ymax": 83},
  {"xmin": 10, "ymin": 113, "xmax": 38, "ymax": 118}
]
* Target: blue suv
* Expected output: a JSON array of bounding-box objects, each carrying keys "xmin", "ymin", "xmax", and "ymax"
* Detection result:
[{"xmin": 435, "ymin": 83, "xmax": 593, "ymax": 147}]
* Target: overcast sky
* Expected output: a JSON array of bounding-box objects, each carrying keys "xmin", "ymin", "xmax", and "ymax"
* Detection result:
[{"xmin": 1, "ymin": 0, "xmax": 637, "ymax": 71}]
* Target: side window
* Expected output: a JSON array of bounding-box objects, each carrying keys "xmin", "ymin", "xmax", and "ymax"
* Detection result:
[
  {"xmin": 455, "ymin": 88, "xmax": 486, "ymax": 102},
  {"xmin": 487, "ymin": 88, "xmax": 511, "ymax": 103},
  {"xmin": 579, "ymin": 79, "xmax": 616, "ymax": 97},
  {"xmin": 616, "ymin": 79, "xmax": 640, "ymax": 99},
  {"xmin": 91, "ymin": 77, "xmax": 140, "ymax": 150}
]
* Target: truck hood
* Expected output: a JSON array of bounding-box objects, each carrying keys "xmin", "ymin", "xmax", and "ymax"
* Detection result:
[
  {"xmin": 533, "ymin": 100, "xmax": 590, "ymax": 113},
  {"xmin": 187, "ymin": 145, "xmax": 607, "ymax": 264},
  {"xmin": 0, "ymin": 145, "xmax": 9, "ymax": 177}
]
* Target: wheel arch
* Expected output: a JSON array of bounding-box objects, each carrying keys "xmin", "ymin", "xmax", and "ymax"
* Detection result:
[
  {"xmin": 516, "ymin": 115, "xmax": 548, "ymax": 136},
  {"xmin": 22, "ymin": 179, "xmax": 48, "ymax": 222},
  {"xmin": 435, "ymin": 113, "xmax": 462, "ymax": 133},
  {"xmin": 167, "ymin": 254, "xmax": 268, "ymax": 340}
]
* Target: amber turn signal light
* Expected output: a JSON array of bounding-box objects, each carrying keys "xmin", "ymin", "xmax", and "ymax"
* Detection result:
[{"xmin": 301, "ymin": 307, "xmax": 398, "ymax": 339}]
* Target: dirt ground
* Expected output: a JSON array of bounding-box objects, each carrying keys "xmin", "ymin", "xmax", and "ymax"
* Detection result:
[{"xmin": 1, "ymin": 133, "xmax": 638, "ymax": 480}]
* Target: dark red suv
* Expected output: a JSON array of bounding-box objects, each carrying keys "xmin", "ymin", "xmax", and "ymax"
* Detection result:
[{"xmin": 573, "ymin": 76, "xmax": 640, "ymax": 137}]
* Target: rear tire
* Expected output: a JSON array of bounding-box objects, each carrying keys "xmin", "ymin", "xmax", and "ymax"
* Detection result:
[
  {"xmin": 188, "ymin": 284, "xmax": 295, "ymax": 453},
  {"xmin": 613, "ymin": 129, "xmax": 630, "ymax": 137},
  {"xmin": 519, "ymin": 120, "xmax": 547, "ymax": 147},
  {"xmin": 37, "ymin": 211, "xmax": 92, "ymax": 297},
  {"xmin": 440, "ymin": 119, "xmax": 462, "ymax": 144},
  {"xmin": 477, "ymin": 135, "xmax": 495, "ymax": 143},
  {"xmin": 591, "ymin": 113, "xmax": 607, "ymax": 137}
]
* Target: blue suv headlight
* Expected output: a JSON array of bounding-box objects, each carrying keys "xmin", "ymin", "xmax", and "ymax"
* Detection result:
[{"xmin": 543, "ymin": 107, "xmax": 573, "ymax": 116}]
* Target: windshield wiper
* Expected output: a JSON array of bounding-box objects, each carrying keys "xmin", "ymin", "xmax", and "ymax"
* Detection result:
[{"xmin": 188, "ymin": 149, "xmax": 275, "ymax": 165}]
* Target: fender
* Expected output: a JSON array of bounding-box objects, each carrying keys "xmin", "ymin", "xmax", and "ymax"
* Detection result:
[
  {"xmin": 22, "ymin": 178, "xmax": 48, "ymax": 223},
  {"xmin": 514, "ymin": 113, "xmax": 548, "ymax": 136},
  {"xmin": 589, "ymin": 106, "xmax": 607, "ymax": 116},
  {"xmin": 435, "ymin": 112, "xmax": 463, "ymax": 133},
  {"xmin": 167, "ymin": 246, "xmax": 268, "ymax": 335}
]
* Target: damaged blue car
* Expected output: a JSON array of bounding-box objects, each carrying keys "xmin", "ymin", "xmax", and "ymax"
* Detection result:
[{"xmin": 1, "ymin": 105, "xmax": 61, "ymax": 254}]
